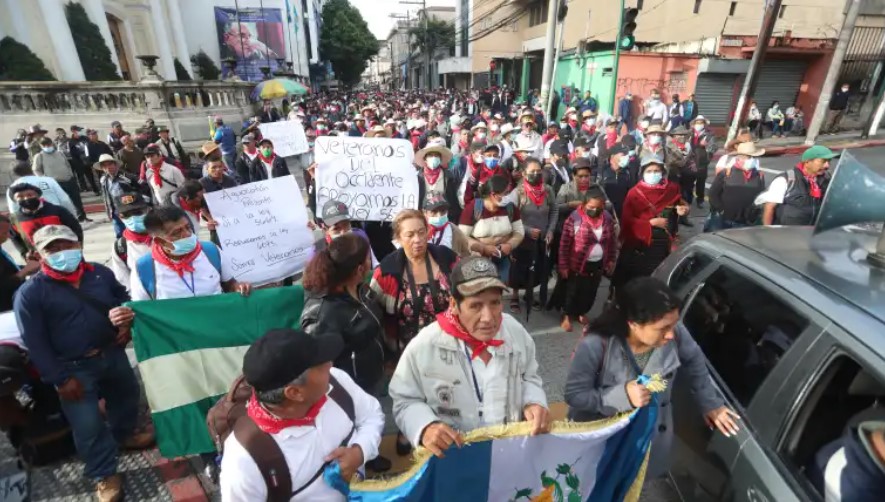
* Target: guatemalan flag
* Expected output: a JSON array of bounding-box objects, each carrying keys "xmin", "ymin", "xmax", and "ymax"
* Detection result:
[{"xmin": 348, "ymin": 405, "xmax": 657, "ymax": 502}]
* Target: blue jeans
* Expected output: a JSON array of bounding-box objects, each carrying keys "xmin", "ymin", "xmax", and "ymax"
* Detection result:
[
  {"xmin": 222, "ymin": 153, "xmax": 236, "ymax": 176},
  {"xmin": 493, "ymin": 255, "xmax": 511, "ymax": 283},
  {"xmin": 59, "ymin": 348, "xmax": 140, "ymax": 480},
  {"xmin": 111, "ymin": 212, "xmax": 125, "ymax": 238},
  {"xmin": 772, "ymin": 121, "xmax": 783, "ymax": 135}
]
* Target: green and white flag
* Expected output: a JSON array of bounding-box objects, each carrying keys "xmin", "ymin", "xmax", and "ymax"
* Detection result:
[{"xmin": 129, "ymin": 286, "xmax": 305, "ymax": 458}]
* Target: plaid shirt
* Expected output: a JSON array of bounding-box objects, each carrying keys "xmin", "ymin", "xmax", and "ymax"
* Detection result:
[{"xmin": 558, "ymin": 210, "xmax": 619, "ymax": 274}]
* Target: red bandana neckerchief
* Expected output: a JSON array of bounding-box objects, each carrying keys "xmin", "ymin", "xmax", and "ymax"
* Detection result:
[
  {"xmin": 672, "ymin": 138, "xmax": 686, "ymax": 151},
  {"xmin": 579, "ymin": 209, "xmax": 604, "ymax": 229},
  {"xmin": 436, "ymin": 311, "xmax": 504, "ymax": 360},
  {"xmin": 731, "ymin": 158, "xmax": 755, "ymax": 181},
  {"xmin": 523, "ymin": 179, "xmax": 547, "ymax": 206},
  {"xmin": 424, "ymin": 166, "xmax": 442, "ymax": 186},
  {"xmin": 148, "ymin": 162, "xmax": 163, "ymax": 186},
  {"xmin": 582, "ymin": 124, "xmax": 596, "ymax": 134},
  {"xmin": 644, "ymin": 142, "xmax": 662, "ymax": 154},
  {"xmin": 41, "ymin": 261, "xmax": 94, "ymax": 284},
  {"xmin": 605, "ymin": 131, "xmax": 618, "ymax": 149},
  {"xmin": 246, "ymin": 392, "xmax": 327, "ymax": 434},
  {"xmin": 123, "ymin": 229, "xmax": 152, "ymax": 245},
  {"xmin": 257, "ymin": 151, "xmax": 276, "ymax": 165},
  {"xmin": 179, "ymin": 197, "xmax": 201, "ymax": 219},
  {"xmin": 568, "ymin": 120, "xmax": 578, "ymax": 129},
  {"xmin": 796, "ymin": 163, "xmax": 823, "ymax": 199},
  {"xmin": 577, "ymin": 180, "xmax": 591, "ymax": 192},
  {"xmin": 150, "ymin": 240, "xmax": 203, "ymax": 278},
  {"xmin": 427, "ymin": 221, "xmax": 449, "ymax": 242},
  {"xmin": 639, "ymin": 179, "xmax": 669, "ymax": 191}
]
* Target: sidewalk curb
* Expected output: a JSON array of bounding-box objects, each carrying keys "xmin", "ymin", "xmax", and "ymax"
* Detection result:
[
  {"xmin": 141, "ymin": 449, "xmax": 209, "ymax": 502},
  {"xmin": 761, "ymin": 138, "xmax": 885, "ymax": 157}
]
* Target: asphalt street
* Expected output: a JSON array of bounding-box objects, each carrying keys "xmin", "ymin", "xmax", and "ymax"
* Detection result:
[{"xmin": 12, "ymin": 145, "xmax": 885, "ymax": 501}]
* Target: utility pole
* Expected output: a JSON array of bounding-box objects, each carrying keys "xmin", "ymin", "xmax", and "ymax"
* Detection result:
[
  {"xmin": 859, "ymin": 30, "xmax": 885, "ymax": 138},
  {"xmin": 805, "ymin": 0, "xmax": 862, "ymax": 145},
  {"xmin": 727, "ymin": 0, "xmax": 782, "ymax": 143},
  {"xmin": 610, "ymin": 0, "xmax": 626, "ymax": 115},
  {"xmin": 390, "ymin": 12, "xmax": 411, "ymax": 89},
  {"xmin": 545, "ymin": 13, "xmax": 566, "ymax": 121},
  {"xmin": 401, "ymin": 0, "xmax": 429, "ymax": 89},
  {"xmin": 539, "ymin": 0, "xmax": 560, "ymax": 121}
]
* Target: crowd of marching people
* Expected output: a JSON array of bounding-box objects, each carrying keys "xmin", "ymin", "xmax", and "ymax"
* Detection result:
[{"xmin": 0, "ymin": 85, "xmax": 848, "ymax": 501}]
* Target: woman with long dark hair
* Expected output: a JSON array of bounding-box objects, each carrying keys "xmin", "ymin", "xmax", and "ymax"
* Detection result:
[
  {"xmin": 564, "ymin": 277, "xmax": 739, "ymax": 478},
  {"xmin": 300, "ymin": 233, "xmax": 390, "ymax": 472}
]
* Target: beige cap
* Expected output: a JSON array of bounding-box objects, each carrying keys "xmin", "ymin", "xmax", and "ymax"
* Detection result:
[{"xmin": 32, "ymin": 225, "xmax": 78, "ymax": 252}]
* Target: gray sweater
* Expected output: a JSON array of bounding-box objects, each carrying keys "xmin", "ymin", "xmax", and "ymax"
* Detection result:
[
  {"xmin": 506, "ymin": 184, "xmax": 559, "ymax": 238},
  {"xmin": 33, "ymin": 151, "xmax": 74, "ymax": 182}
]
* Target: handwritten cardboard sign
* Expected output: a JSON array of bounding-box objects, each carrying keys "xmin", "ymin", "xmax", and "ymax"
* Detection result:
[
  {"xmin": 205, "ymin": 176, "xmax": 314, "ymax": 286},
  {"xmin": 314, "ymin": 136, "xmax": 418, "ymax": 221},
  {"xmin": 258, "ymin": 121, "xmax": 310, "ymax": 157}
]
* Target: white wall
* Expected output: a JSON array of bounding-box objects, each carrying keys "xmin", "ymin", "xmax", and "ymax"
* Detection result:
[{"xmin": 178, "ymin": 0, "xmax": 313, "ymax": 77}]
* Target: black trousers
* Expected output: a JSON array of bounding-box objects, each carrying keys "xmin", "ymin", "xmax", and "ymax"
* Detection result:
[
  {"xmin": 72, "ymin": 160, "xmax": 99, "ymax": 194},
  {"xmin": 695, "ymin": 162, "xmax": 709, "ymax": 202},
  {"xmin": 563, "ymin": 260, "xmax": 603, "ymax": 318}
]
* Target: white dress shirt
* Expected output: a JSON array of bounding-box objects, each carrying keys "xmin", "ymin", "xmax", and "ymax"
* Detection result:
[
  {"xmin": 220, "ymin": 368, "xmax": 385, "ymax": 502},
  {"xmin": 129, "ymin": 248, "xmax": 233, "ymax": 301}
]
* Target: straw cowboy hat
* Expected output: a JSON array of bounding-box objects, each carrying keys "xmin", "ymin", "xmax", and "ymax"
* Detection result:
[
  {"xmin": 693, "ymin": 115, "xmax": 708, "ymax": 124},
  {"xmin": 644, "ymin": 124, "xmax": 666, "ymax": 134},
  {"xmin": 415, "ymin": 144, "xmax": 453, "ymax": 166},
  {"xmin": 471, "ymin": 122, "xmax": 488, "ymax": 132},
  {"xmin": 365, "ymin": 125, "xmax": 388, "ymax": 138},
  {"xmin": 519, "ymin": 111, "xmax": 535, "ymax": 123},
  {"xmin": 734, "ymin": 142, "xmax": 765, "ymax": 157},
  {"xmin": 499, "ymin": 123, "xmax": 515, "ymax": 137}
]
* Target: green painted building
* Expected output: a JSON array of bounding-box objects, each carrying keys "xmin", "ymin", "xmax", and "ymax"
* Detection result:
[{"xmin": 551, "ymin": 50, "xmax": 615, "ymax": 119}]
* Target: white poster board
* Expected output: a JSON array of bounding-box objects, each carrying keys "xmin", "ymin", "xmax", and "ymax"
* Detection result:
[
  {"xmin": 205, "ymin": 176, "xmax": 314, "ymax": 286},
  {"xmin": 314, "ymin": 136, "xmax": 418, "ymax": 221},
  {"xmin": 258, "ymin": 121, "xmax": 309, "ymax": 156}
]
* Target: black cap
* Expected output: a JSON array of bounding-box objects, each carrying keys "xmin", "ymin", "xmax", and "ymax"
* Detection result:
[
  {"xmin": 607, "ymin": 143, "xmax": 630, "ymax": 157},
  {"xmin": 573, "ymin": 136, "xmax": 592, "ymax": 149},
  {"xmin": 483, "ymin": 144, "xmax": 500, "ymax": 154},
  {"xmin": 113, "ymin": 192, "xmax": 148, "ymax": 212},
  {"xmin": 572, "ymin": 157, "xmax": 593, "ymax": 172},
  {"xmin": 70, "ymin": 125, "xmax": 83, "ymax": 132},
  {"xmin": 550, "ymin": 139, "xmax": 569, "ymax": 157},
  {"xmin": 243, "ymin": 329, "xmax": 344, "ymax": 392},
  {"xmin": 143, "ymin": 143, "xmax": 161, "ymax": 155},
  {"xmin": 423, "ymin": 191, "xmax": 449, "ymax": 211}
]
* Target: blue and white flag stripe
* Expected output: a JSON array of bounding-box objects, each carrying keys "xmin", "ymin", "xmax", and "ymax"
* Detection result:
[{"xmin": 349, "ymin": 404, "xmax": 657, "ymax": 502}]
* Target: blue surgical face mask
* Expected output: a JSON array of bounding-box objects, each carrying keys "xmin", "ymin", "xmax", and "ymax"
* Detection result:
[
  {"xmin": 426, "ymin": 156, "xmax": 442, "ymax": 169},
  {"xmin": 643, "ymin": 171, "xmax": 664, "ymax": 185},
  {"xmin": 581, "ymin": 150, "xmax": 591, "ymax": 159},
  {"xmin": 170, "ymin": 234, "xmax": 198, "ymax": 256},
  {"xmin": 428, "ymin": 215, "xmax": 448, "ymax": 227},
  {"xmin": 618, "ymin": 156, "xmax": 630, "ymax": 168},
  {"xmin": 45, "ymin": 249, "xmax": 82, "ymax": 273},
  {"xmin": 42, "ymin": 146, "xmax": 55, "ymax": 154},
  {"xmin": 483, "ymin": 157, "xmax": 499, "ymax": 169},
  {"xmin": 744, "ymin": 158, "xmax": 759, "ymax": 170},
  {"xmin": 123, "ymin": 214, "xmax": 147, "ymax": 233},
  {"xmin": 648, "ymin": 135, "xmax": 662, "ymax": 146}
]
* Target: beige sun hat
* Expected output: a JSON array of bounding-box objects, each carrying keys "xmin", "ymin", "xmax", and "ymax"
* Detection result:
[
  {"xmin": 365, "ymin": 125, "xmax": 388, "ymax": 138},
  {"xmin": 734, "ymin": 141, "xmax": 766, "ymax": 157},
  {"xmin": 415, "ymin": 144, "xmax": 453, "ymax": 166}
]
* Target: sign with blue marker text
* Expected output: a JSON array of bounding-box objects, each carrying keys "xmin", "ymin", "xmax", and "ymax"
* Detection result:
[
  {"xmin": 204, "ymin": 176, "xmax": 314, "ymax": 286},
  {"xmin": 314, "ymin": 136, "xmax": 418, "ymax": 221}
]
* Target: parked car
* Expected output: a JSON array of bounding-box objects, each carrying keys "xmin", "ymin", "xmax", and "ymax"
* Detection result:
[{"xmin": 653, "ymin": 223, "xmax": 885, "ymax": 501}]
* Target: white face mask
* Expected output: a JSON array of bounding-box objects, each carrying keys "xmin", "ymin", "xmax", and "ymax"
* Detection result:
[
  {"xmin": 648, "ymin": 135, "xmax": 662, "ymax": 146},
  {"xmin": 640, "ymin": 121, "xmax": 650, "ymax": 130},
  {"xmin": 693, "ymin": 124, "xmax": 705, "ymax": 132}
]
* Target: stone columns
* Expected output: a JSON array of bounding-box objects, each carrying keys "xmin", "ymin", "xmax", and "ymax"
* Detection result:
[
  {"xmin": 80, "ymin": 0, "xmax": 122, "ymax": 76},
  {"xmin": 147, "ymin": 0, "xmax": 177, "ymax": 80},
  {"xmin": 37, "ymin": 0, "xmax": 86, "ymax": 81},
  {"xmin": 164, "ymin": 0, "xmax": 194, "ymax": 77}
]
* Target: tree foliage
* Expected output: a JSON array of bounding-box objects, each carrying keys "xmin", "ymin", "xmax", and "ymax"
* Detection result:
[
  {"xmin": 409, "ymin": 19, "xmax": 456, "ymax": 57},
  {"xmin": 319, "ymin": 0, "xmax": 379, "ymax": 87},
  {"xmin": 0, "ymin": 37, "xmax": 56, "ymax": 81},
  {"xmin": 174, "ymin": 58, "xmax": 192, "ymax": 81},
  {"xmin": 65, "ymin": 1, "xmax": 121, "ymax": 81},
  {"xmin": 190, "ymin": 51, "xmax": 221, "ymax": 80}
]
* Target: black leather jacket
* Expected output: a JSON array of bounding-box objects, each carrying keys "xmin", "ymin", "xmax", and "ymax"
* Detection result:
[{"xmin": 300, "ymin": 284, "xmax": 385, "ymax": 392}]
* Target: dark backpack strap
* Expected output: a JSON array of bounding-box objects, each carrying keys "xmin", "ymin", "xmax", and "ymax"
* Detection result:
[
  {"xmin": 233, "ymin": 417, "xmax": 292, "ymax": 502},
  {"xmin": 290, "ymin": 375, "xmax": 356, "ymax": 497},
  {"xmin": 114, "ymin": 237, "xmax": 127, "ymax": 263}
]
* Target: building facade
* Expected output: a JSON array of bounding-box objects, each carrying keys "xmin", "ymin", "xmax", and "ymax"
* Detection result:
[{"xmin": 0, "ymin": 0, "xmax": 325, "ymax": 82}]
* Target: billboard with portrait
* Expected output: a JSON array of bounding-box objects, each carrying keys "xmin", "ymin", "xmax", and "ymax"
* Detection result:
[{"xmin": 215, "ymin": 7, "xmax": 286, "ymax": 82}]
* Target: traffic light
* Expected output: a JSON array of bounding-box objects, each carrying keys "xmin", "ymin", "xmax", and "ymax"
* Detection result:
[{"xmin": 619, "ymin": 8, "xmax": 638, "ymax": 51}]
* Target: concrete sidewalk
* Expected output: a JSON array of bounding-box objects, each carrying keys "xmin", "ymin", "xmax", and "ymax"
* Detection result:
[{"xmin": 753, "ymin": 130, "xmax": 885, "ymax": 157}]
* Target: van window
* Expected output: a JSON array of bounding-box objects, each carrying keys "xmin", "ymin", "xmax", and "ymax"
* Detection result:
[
  {"xmin": 668, "ymin": 252, "xmax": 714, "ymax": 292},
  {"xmin": 682, "ymin": 266, "xmax": 809, "ymax": 406},
  {"xmin": 778, "ymin": 354, "xmax": 885, "ymax": 498}
]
